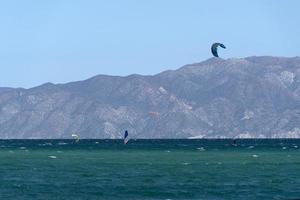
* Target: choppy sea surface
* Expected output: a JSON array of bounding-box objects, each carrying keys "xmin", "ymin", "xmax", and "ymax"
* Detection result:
[{"xmin": 0, "ymin": 139, "xmax": 300, "ymax": 200}]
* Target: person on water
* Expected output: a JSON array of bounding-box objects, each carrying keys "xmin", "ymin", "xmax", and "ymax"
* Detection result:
[
  {"xmin": 232, "ymin": 139, "xmax": 237, "ymax": 146},
  {"xmin": 124, "ymin": 130, "xmax": 129, "ymax": 144}
]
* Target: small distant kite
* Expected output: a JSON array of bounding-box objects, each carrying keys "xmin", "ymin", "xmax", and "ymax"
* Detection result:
[
  {"xmin": 149, "ymin": 111, "xmax": 160, "ymax": 117},
  {"xmin": 211, "ymin": 43, "xmax": 226, "ymax": 57},
  {"xmin": 71, "ymin": 133, "xmax": 80, "ymax": 143}
]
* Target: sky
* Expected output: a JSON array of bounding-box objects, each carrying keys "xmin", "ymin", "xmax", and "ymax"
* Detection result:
[{"xmin": 0, "ymin": 0, "xmax": 299, "ymax": 88}]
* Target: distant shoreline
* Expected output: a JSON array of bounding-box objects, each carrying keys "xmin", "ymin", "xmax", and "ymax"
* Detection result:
[{"xmin": 1, "ymin": 138, "xmax": 300, "ymax": 140}]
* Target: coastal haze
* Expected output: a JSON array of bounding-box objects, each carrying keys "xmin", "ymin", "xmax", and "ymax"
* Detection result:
[{"xmin": 0, "ymin": 56, "xmax": 300, "ymax": 139}]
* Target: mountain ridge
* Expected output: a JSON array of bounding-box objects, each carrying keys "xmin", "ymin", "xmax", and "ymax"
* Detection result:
[{"xmin": 0, "ymin": 56, "xmax": 300, "ymax": 139}]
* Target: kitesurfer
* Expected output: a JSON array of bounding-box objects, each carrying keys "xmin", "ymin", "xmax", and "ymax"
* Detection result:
[
  {"xmin": 232, "ymin": 139, "xmax": 237, "ymax": 146},
  {"xmin": 124, "ymin": 130, "xmax": 129, "ymax": 144},
  {"xmin": 71, "ymin": 133, "xmax": 80, "ymax": 143}
]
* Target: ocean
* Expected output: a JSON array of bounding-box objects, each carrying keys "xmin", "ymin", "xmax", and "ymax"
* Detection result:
[{"xmin": 0, "ymin": 139, "xmax": 299, "ymax": 200}]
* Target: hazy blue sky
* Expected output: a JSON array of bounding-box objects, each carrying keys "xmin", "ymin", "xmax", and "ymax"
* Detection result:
[{"xmin": 0, "ymin": 0, "xmax": 299, "ymax": 88}]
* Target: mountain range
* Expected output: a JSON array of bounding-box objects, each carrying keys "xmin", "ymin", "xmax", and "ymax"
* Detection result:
[{"xmin": 1, "ymin": 56, "xmax": 300, "ymax": 139}]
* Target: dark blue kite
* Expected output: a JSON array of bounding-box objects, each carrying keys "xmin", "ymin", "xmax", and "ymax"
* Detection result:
[{"xmin": 211, "ymin": 43, "xmax": 226, "ymax": 57}]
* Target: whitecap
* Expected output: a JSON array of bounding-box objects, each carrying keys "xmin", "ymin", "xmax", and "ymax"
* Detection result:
[
  {"xmin": 294, "ymin": 145, "xmax": 298, "ymax": 148},
  {"xmin": 252, "ymin": 154, "xmax": 259, "ymax": 158},
  {"xmin": 282, "ymin": 147, "xmax": 287, "ymax": 150},
  {"xmin": 19, "ymin": 147, "xmax": 26, "ymax": 150},
  {"xmin": 248, "ymin": 146, "xmax": 254, "ymax": 149},
  {"xmin": 182, "ymin": 162, "xmax": 190, "ymax": 165},
  {"xmin": 95, "ymin": 142, "xmax": 99, "ymax": 144},
  {"xmin": 197, "ymin": 147, "xmax": 205, "ymax": 151},
  {"xmin": 165, "ymin": 150, "xmax": 171, "ymax": 153},
  {"xmin": 48, "ymin": 155, "xmax": 57, "ymax": 159},
  {"xmin": 58, "ymin": 142, "xmax": 67, "ymax": 145}
]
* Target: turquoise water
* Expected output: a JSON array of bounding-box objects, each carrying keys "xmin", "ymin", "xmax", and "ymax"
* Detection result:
[{"xmin": 0, "ymin": 139, "xmax": 300, "ymax": 200}]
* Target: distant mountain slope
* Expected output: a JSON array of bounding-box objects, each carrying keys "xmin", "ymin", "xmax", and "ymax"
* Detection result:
[{"xmin": 1, "ymin": 56, "xmax": 300, "ymax": 139}]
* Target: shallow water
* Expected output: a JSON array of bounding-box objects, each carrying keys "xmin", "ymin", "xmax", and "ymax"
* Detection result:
[{"xmin": 0, "ymin": 139, "xmax": 300, "ymax": 200}]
